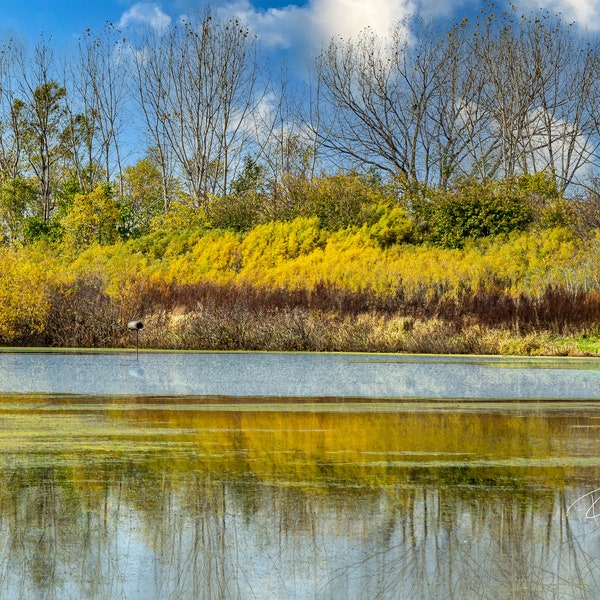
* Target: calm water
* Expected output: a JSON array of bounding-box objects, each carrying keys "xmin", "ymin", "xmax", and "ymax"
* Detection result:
[
  {"xmin": 1, "ymin": 350, "xmax": 600, "ymax": 398},
  {"xmin": 1, "ymin": 351, "xmax": 600, "ymax": 599}
]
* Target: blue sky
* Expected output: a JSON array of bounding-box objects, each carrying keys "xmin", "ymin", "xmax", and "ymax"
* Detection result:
[
  {"xmin": 3, "ymin": 0, "xmax": 599, "ymax": 60},
  {"xmin": 1, "ymin": 0, "xmax": 599, "ymax": 180}
]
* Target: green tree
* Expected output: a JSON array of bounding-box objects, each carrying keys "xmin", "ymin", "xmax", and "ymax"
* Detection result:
[
  {"xmin": 18, "ymin": 79, "xmax": 69, "ymax": 222},
  {"xmin": 0, "ymin": 177, "xmax": 38, "ymax": 243},
  {"xmin": 118, "ymin": 157, "xmax": 165, "ymax": 238},
  {"xmin": 22, "ymin": 178, "xmax": 82, "ymax": 244},
  {"xmin": 59, "ymin": 110, "xmax": 104, "ymax": 193}
]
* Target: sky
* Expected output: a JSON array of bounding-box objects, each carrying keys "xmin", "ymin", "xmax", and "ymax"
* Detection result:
[
  {"xmin": 2, "ymin": 0, "xmax": 599, "ymax": 170},
  {"xmin": 2, "ymin": 0, "xmax": 599, "ymax": 64}
]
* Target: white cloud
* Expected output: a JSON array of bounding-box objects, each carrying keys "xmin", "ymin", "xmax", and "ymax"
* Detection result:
[
  {"xmin": 220, "ymin": 0, "xmax": 415, "ymax": 53},
  {"xmin": 221, "ymin": 1, "xmax": 310, "ymax": 49},
  {"xmin": 308, "ymin": 0, "xmax": 414, "ymax": 43},
  {"xmin": 117, "ymin": 3, "xmax": 172, "ymax": 33},
  {"xmin": 518, "ymin": 0, "xmax": 600, "ymax": 30}
]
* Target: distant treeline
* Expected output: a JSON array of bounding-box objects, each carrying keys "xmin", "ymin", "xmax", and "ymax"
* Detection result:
[{"xmin": 0, "ymin": 6, "xmax": 600, "ymax": 244}]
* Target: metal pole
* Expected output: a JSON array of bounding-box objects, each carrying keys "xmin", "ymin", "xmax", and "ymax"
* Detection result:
[{"xmin": 128, "ymin": 321, "xmax": 144, "ymax": 360}]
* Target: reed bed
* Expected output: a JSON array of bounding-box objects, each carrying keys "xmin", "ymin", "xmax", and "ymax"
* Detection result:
[{"xmin": 12, "ymin": 278, "xmax": 599, "ymax": 356}]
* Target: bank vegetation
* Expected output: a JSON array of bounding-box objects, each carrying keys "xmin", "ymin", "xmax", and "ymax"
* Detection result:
[
  {"xmin": 1, "ymin": 8, "xmax": 600, "ymax": 354},
  {"xmin": 0, "ymin": 171, "xmax": 598, "ymax": 355}
]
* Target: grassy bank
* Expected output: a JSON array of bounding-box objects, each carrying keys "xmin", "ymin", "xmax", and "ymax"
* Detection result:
[{"xmin": 1, "ymin": 221, "xmax": 600, "ymax": 356}]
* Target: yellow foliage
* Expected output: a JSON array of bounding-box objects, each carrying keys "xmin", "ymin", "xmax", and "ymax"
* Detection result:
[
  {"xmin": 0, "ymin": 247, "xmax": 50, "ymax": 341},
  {"xmin": 132, "ymin": 223, "xmax": 596, "ymax": 301},
  {"xmin": 0, "ymin": 218, "xmax": 598, "ymax": 346},
  {"xmin": 239, "ymin": 218, "xmax": 323, "ymax": 280},
  {"xmin": 164, "ymin": 230, "xmax": 242, "ymax": 285},
  {"xmin": 149, "ymin": 200, "xmax": 207, "ymax": 232},
  {"xmin": 61, "ymin": 185, "xmax": 120, "ymax": 248},
  {"xmin": 65, "ymin": 244, "xmax": 150, "ymax": 308},
  {"xmin": 299, "ymin": 171, "xmax": 397, "ymax": 231}
]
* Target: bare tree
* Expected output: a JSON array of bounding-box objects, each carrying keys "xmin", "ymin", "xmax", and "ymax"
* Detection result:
[
  {"xmin": 313, "ymin": 10, "xmax": 600, "ymax": 194},
  {"xmin": 426, "ymin": 18, "xmax": 497, "ymax": 186},
  {"xmin": 59, "ymin": 56, "xmax": 99, "ymax": 191},
  {"xmin": 74, "ymin": 25, "xmax": 128, "ymax": 192},
  {"xmin": 130, "ymin": 10, "xmax": 264, "ymax": 208},
  {"xmin": 129, "ymin": 25, "xmax": 173, "ymax": 211},
  {"xmin": 313, "ymin": 20, "xmax": 448, "ymax": 189},
  {"xmin": 521, "ymin": 16, "xmax": 600, "ymax": 191},
  {"xmin": 0, "ymin": 38, "xmax": 25, "ymax": 182},
  {"xmin": 252, "ymin": 63, "xmax": 322, "ymax": 220}
]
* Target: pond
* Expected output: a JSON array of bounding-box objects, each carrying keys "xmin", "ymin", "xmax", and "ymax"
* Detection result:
[{"xmin": 1, "ymin": 350, "xmax": 600, "ymax": 599}]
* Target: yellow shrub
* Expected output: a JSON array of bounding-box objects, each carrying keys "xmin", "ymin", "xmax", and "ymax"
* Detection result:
[
  {"xmin": 0, "ymin": 247, "xmax": 50, "ymax": 341},
  {"xmin": 0, "ymin": 221, "xmax": 595, "ymax": 346},
  {"xmin": 240, "ymin": 218, "xmax": 322, "ymax": 270}
]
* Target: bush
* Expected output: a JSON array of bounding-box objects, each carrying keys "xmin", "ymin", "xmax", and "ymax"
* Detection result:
[
  {"xmin": 149, "ymin": 200, "xmax": 207, "ymax": 233},
  {"xmin": 364, "ymin": 204, "xmax": 414, "ymax": 247},
  {"xmin": 413, "ymin": 178, "xmax": 533, "ymax": 248},
  {"xmin": 0, "ymin": 177, "xmax": 39, "ymax": 243},
  {"xmin": 61, "ymin": 184, "xmax": 121, "ymax": 248},
  {"xmin": 299, "ymin": 171, "xmax": 398, "ymax": 231},
  {"xmin": 0, "ymin": 247, "xmax": 50, "ymax": 343},
  {"xmin": 206, "ymin": 193, "xmax": 261, "ymax": 232},
  {"xmin": 23, "ymin": 216, "xmax": 63, "ymax": 244}
]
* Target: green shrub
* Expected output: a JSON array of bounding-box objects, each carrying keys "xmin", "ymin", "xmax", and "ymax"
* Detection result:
[
  {"xmin": 413, "ymin": 178, "xmax": 533, "ymax": 248},
  {"xmin": 299, "ymin": 171, "xmax": 396, "ymax": 231},
  {"xmin": 206, "ymin": 193, "xmax": 261, "ymax": 232}
]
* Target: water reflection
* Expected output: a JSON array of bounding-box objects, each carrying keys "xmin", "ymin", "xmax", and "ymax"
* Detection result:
[
  {"xmin": 0, "ymin": 397, "xmax": 599, "ymax": 598},
  {"xmin": 0, "ymin": 351, "xmax": 600, "ymax": 397}
]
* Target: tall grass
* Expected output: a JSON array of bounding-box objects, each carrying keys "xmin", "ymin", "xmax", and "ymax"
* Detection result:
[{"xmin": 10, "ymin": 277, "xmax": 598, "ymax": 355}]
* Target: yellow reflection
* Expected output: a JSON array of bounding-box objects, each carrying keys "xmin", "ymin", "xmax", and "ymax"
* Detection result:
[{"xmin": 0, "ymin": 394, "xmax": 598, "ymax": 491}]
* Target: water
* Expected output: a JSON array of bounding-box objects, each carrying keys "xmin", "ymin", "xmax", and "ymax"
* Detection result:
[
  {"xmin": 0, "ymin": 351, "xmax": 600, "ymax": 599},
  {"xmin": 0, "ymin": 350, "xmax": 600, "ymax": 397}
]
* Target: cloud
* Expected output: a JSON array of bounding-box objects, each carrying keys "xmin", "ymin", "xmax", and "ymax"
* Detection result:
[
  {"xmin": 308, "ymin": 0, "xmax": 415, "ymax": 43},
  {"xmin": 220, "ymin": 0, "xmax": 415, "ymax": 53},
  {"xmin": 518, "ymin": 0, "xmax": 600, "ymax": 30},
  {"xmin": 117, "ymin": 3, "xmax": 172, "ymax": 33},
  {"xmin": 221, "ymin": 1, "xmax": 310, "ymax": 49},
  {"xmin": 131, "ymin": 0, "xmax": 471, "ymax": 56}
]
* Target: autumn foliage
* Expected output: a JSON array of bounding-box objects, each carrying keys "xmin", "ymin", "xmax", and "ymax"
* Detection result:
[{"xmin": 0, "ymin": 170, "xmax": 598, "ymax": 355}]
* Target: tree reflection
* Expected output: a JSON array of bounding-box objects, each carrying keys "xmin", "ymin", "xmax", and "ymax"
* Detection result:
[
  {"xmin": 0, "ymin": 402, "xmax": 600, "ymax": 598},
  {"xmin": 318, "ymin": 485, "xmax": 600, "ymax": 600},
  {"xmin": 0, "ymin": 466, "xmax": 598, "ymax": 599}
]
